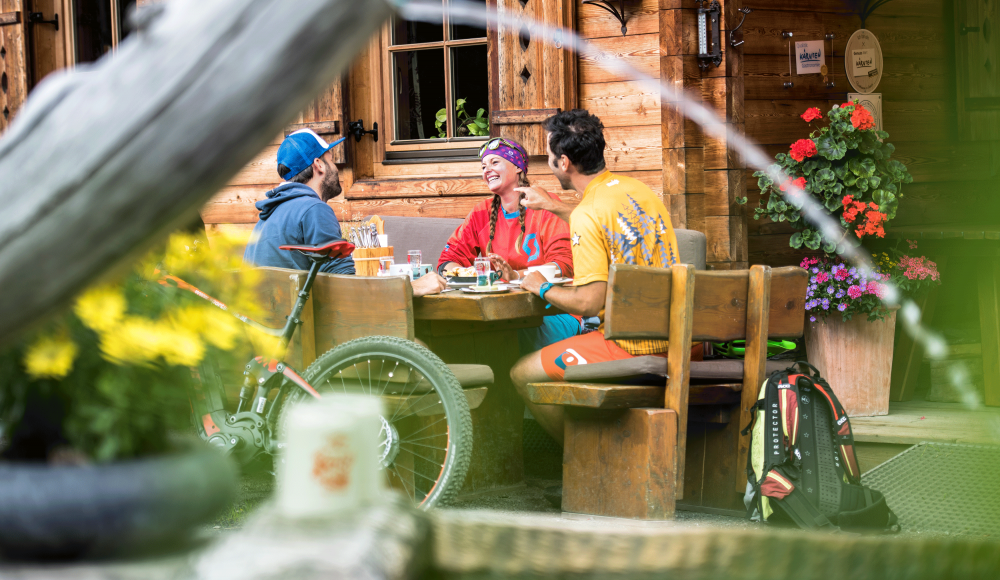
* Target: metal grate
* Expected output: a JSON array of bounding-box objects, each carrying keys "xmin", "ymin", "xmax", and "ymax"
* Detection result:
[
  {"xmin": 862, "ymin": 442, "xmax": 1000, "ymax": 538},
  {"xmin": 523, "ymin": 418, "xmax": 561, "ymax": 455}
]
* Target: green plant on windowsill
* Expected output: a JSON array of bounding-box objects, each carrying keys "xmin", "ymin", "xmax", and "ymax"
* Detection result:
[{"xmin": 436, "ymin": 98, "xmax": 490, "ymax": 138}]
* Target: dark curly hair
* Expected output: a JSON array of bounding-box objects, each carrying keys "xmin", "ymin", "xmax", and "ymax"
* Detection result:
[{"xmin": 544, "ymin": 109, "xmax": 607, "ymax": 175}]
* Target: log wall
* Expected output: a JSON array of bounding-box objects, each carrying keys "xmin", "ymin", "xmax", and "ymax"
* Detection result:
[
  {"xmin": 200, "ymin": 1, "xmax": 671, "ymax": 250},
  {"xmin": 743, "ymin": 0, "xmax": 983, "ymax": 266},
  {"xmin": 188, "ymin": 1, "xmax": 978, "ymax": 269}
]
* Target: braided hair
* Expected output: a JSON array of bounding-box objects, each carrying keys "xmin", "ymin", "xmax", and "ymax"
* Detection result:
[{"xmin": 487, "ymin": 172, "xmax": 531, "ymax": 255}]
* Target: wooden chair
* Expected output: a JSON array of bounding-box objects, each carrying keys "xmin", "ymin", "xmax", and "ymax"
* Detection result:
[
  {"xmin": 245, "ymin": 267, "xmax": 493, "ymax": 398},
  {"xmin": 526, "ymin": 264, "xmax": 808, "ymax": 520}
]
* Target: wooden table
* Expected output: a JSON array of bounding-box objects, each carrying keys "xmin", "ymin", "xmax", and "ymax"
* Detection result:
[
  {"xmin": 884, "ymin": 225, "xmax": 1000, "ymax": 406},
  {"xmin": 414, "ymin": 289, "xmax": 555, "ymax": 494}
]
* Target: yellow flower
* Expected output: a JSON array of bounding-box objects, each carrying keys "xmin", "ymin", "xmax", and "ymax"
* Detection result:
[
  {"xmin": 170, "ymin": 304, "xmax": 240, "ymax": 351},
  {"xmin": 24, "ymin": 334, "xmax": 78, "ymax": 379},
  {"xmin": 74, "ymin": 285, "xmax": 127, "ymax": 333},
  {"xmin": 99, "ymin": 316, "xmax": 205, "ymax": 367}
]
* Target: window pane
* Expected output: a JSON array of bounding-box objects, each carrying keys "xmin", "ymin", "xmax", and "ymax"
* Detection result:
[
  {"xmin": 393, "ymin": 49, "xmax": 447, "ymax": 141},
  {"xmin": 391, "ymin": 14, "xmax": 443, "ymax": 45},
  {"xmin": 450, "ymin": 44, "xmax": 490, "ymax": 138},
  {"xmin": 449, "ymin": 0, "xmax": 488, "ymax": 40},
  {"xmin": 73, "ymin": 0, "xmax": 114, "ymax": 63}
]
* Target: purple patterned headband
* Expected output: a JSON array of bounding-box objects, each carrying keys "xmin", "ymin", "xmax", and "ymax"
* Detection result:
[{"xmin": 479, "ymin": 138, "xmax": 528, "ymax": 175}]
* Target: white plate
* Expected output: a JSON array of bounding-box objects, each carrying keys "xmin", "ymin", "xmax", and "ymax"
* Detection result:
[
  {"xmin": 509, "ymin": 277, "xmax": 573, "ymax": 285},
  {"xmin": 460, "ymin": 286, "xmax": 511, "ymax": 294},
  {"xmin": 446, "ymin": 280, "xmax": 478, "ymax": 287}
]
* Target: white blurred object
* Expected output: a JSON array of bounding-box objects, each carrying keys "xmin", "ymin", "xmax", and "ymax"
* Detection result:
[
  {"xmin": 388, "ymin": 263, "xmax": 415, "ymax": 279},
  {"xmin": 527, "ymin": 264, "xmax": 558, "ymax": 282},
  {"xmin": 278, "ymin": 394, "xmax": 384, "ymax": 518},
  {"xmin": 377, "ymin": 234, "xmax": 389, "ymax": 247}
]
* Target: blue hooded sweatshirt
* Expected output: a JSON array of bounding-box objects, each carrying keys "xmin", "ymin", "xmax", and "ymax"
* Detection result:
[{"xmin": 243, "ymin": 183, "xmax": 355, "ymax": 275}]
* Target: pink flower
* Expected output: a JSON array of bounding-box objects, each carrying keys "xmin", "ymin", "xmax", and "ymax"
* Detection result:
[
  {"xmin": 799, "ymin": 256, "xmax": 819, "ymax": 268},
  {"xmin": 847, "ymin": 285, "xmax": 863, "ymax": 299},
  {"xmin": 898, "ymin": 255, "xmax": 940, "ymax": 282},
  {"xmin": 815, "ymin": 272, "xmax": 829, "ymax": 283},
  {"xmin": 907, "ymin": 239, "xmax": 918, "ymax": 250},
  {"xmin": 834, "ymin": 269, "xmax": 849, "ymax": 281},
  {"xmin": 865, "ymin": 281, "xmax": 886, "ymax": 298}
]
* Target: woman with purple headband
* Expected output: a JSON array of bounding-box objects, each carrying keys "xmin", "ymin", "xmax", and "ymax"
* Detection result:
[{"xmin": 437, "ymin": 137, "xmax": 581, "ymax": 352}]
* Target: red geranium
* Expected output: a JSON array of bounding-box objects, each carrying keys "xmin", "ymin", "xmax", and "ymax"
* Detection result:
[
  {"xmin": 780, "ymin": 176, "xmax": 808, "ymax": 193},
  {"xmin": 851, "ymin": 106, "xmax": 875, "ymax": 130},
  {"xmin": 841, "ymin": 101, "xmax": 855, "ymax": 110},
  {"xmin": 801, "ymin": 107, "xmax": 823, "ymax": 122},
  {"xmin": 789, "ymin": 139, "xmax": 818, "ymax": 162}
]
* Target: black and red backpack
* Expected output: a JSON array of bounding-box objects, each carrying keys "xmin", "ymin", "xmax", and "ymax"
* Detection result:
[{"xmin": 743, "ymin": 362, "xmax": 899, "ymax": 532}]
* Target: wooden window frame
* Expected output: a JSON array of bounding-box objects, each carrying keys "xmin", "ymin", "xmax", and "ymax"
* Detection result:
[
  {"xmin": 379, "ymin": 0, "xmax": 490, "ymax": 158},
  {"xmin": 63, "ymin": 0, "xmax": 132, "ymax": 66}
]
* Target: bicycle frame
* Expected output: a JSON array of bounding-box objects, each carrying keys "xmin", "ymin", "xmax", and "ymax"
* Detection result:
[{"xmin": 159, "ymin": 257, "xmax": 328, "ymax": 462}]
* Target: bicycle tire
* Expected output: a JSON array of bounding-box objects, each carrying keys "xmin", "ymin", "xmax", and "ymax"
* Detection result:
[{"xmin": 279, "ymin": 336, "xmax": 472, "ymax": 509}]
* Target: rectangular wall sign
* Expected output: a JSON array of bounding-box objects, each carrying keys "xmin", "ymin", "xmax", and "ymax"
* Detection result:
[{"xmin": 795, "ymin": 40, "xmax": 825, "ymax": 75}]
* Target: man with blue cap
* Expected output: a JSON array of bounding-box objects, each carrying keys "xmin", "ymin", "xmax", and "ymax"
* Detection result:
[
  {"xmin": 243, "ymin": 129, "xmax": 355, "ymax": 274},
  {"xmin": 242, "ymin": 129, "xmax": 448, "ymax": 296}
]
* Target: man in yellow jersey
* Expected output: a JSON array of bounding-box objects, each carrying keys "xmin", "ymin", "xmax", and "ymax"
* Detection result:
[{"xmin": 511, "ymin": 109, "xmax": 692, "ymax": 445}]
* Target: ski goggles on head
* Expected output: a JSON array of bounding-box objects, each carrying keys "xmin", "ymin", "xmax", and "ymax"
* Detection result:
[
  {"xmin": 478, "ymin": 137, "xmax": 523, "ymax": 156},
  {"xmin": 478, "ymin": 137, "xmax": 528, "ymax": 174}
]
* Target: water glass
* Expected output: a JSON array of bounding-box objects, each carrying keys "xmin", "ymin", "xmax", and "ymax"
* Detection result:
[
  {"xmin": 407, "ymin": 250, "xmax": 422, "ymax": 269},
  {"xmin": 474, "ymin": 257, "xmax": 492, "ymax": 287},
  {"xmin": 378, "ymin": 256, "xmax": 394, "ymax": 276}
]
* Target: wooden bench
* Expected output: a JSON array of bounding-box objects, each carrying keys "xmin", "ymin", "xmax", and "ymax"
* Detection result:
[
  {"xmin": 526, "ymin": 263, "xmax": 808, "ymax": 520},
  {"xmin": 235, "ymin": 267, "xmax": 494, "ymax": 398}
]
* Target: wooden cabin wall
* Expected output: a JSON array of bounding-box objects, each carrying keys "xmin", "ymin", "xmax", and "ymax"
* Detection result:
[
  {"xmin": 744, "ymin": 0, "xmax": 983, "ymax": 267},
  {"xmin": 201, "ymin": 1, "xmax": 670, "ymax": 253}
]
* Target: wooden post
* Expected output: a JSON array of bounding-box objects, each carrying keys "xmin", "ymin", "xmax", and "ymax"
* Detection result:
[
  {"xmin": 0, "ymin": 0, "xmax": 392, "ymax": 341},
  {"xmin": 563, "ymin": 407, "xmax": 677, "ymax": 520},
  {"xmin": 665, "ymin": 263, "xmax": 694, "ymax": 498},
  {"xmin": 735, "ymin": 264, "xmax": 770, "ymax": 493}
]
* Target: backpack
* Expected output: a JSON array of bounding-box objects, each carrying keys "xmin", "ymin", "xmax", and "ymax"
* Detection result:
[{"xmin": 743, "ymin": 361, "xmax": 900, "ymax": 532}]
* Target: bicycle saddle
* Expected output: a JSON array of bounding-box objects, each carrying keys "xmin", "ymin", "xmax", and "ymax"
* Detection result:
[{"xmin": 279, "ymin": 240, "xmax": 355, "ymax": 260}]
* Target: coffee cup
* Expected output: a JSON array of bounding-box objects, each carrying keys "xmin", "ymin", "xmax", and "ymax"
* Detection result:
[
  {"xmin": 527, "ymin": 264, "xmax": 559, "ymax": 282},
  {"xmin": 387, "ymin": 263, "xmax": 414, "ymax": 280}
]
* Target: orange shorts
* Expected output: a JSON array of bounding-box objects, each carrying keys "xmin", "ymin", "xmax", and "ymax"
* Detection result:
[{"xmin": 539, "ymin": 331, "xmax": 703, "ymax": 381}]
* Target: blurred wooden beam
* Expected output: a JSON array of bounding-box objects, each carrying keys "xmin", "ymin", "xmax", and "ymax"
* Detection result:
[{"xmin": 0, "ymin": 0, "xmax": 393, "ymax": 339}]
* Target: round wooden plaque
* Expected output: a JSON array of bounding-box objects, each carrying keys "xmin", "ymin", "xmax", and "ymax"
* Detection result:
[{"xmin": 844, "ymin": 29, "xmax": 883, "ymax": 94}]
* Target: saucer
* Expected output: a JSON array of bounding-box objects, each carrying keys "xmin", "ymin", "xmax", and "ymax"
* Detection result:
[{"xmin": 460, "ymin": 286, "xmax": 511, "ymax": 294}]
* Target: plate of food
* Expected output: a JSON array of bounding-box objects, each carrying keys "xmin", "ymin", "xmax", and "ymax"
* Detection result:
[{"xmin": 460, "ymin": 285, "xmax": 510, "ymax": 294}]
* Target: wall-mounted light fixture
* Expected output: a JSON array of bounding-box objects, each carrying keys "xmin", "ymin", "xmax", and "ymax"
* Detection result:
[
  {"xmin": 582, "ymin": 1, "xmax": 629, "ymax": 37},
  {"xmin": 696, "ymin": 0, "xmax": 722, "ymax": 71}
]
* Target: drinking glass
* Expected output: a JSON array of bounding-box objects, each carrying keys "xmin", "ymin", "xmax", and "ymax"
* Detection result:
[
  {"xmin": 474, "ymin": 257, "xmax": 492, "ymax": 287},
  {"xmin": 407, "ymin": 250, "xmax": 422, "ymax": 269},
  {"xmin": 378, "ymin": 257, "xmax": 394, "ymax": 276}
]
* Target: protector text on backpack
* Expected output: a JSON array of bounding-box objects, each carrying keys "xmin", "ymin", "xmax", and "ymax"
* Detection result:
[{"xmin": 743, "ymin": 362, "xmax": 899, "ymax": 532}]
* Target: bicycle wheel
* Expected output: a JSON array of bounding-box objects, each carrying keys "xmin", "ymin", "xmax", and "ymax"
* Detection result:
[{"xmin": 280, "ymin": 336, "xmax": 472, "ymax": 509}]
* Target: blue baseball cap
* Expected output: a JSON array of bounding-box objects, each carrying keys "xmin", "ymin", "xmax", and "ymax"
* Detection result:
[{"xmin": 276, "ymin": 129, "xmax": 347, "ymax": 181}]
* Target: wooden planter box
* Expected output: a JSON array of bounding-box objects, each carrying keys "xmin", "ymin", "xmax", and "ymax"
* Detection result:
[{"xmin": 804, "ymin": 308, "xmax": 898, "ymax": 417}]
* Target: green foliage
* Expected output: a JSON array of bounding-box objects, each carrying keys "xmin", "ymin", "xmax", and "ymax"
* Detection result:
[
  {"xmin": 436, "ymin": 98, "xmax": 490, "ymax": 138},
  {"xmin": 753, "ymin": 103, "xmax": 913, "ymax": 252}
]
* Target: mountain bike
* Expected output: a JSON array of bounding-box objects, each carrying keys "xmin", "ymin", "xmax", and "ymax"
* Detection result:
[{"xmin": 160, "ymin": 240, "xmax": 472, "ymax": 508}]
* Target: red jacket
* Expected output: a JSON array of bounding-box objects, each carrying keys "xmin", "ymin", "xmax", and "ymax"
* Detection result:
[{"xmin": 437, "ymin": 195, "xmax": 573, "ymax": 277}]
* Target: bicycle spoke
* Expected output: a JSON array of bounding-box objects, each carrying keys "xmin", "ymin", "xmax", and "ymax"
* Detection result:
[
  {"xmin": 400, "ymin": 428, "xmax": 450, "ymax": 444},
  {"xmin": 397, "ymin": 444, "xmax": 445, "ymax": 468},
  {"xmin": 389, "ymin": 391, "xmax": 440, "ymax": 423},
  {"xmin": 398, "ymin": 439, "xmax": 449, "ymax": 452},
  {"xmin": 389, "ymin": 465, "xmax": 415, "ymax": 502},
  {"xmin": 390, "ymin": 367, "xmax": 422, "ymax": 422},
  {"xmin": 391, "ymin": 459, "xmax": 439, "ymax": 486},
  {"xmin": 398, "ymin": 416, "xmax": 447, "ymax": 440}
]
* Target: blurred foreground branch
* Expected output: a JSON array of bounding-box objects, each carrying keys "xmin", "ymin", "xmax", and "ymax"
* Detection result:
[{"xmin": 0, "ymin": 0, "xmax": 392, "ymax": 340}]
